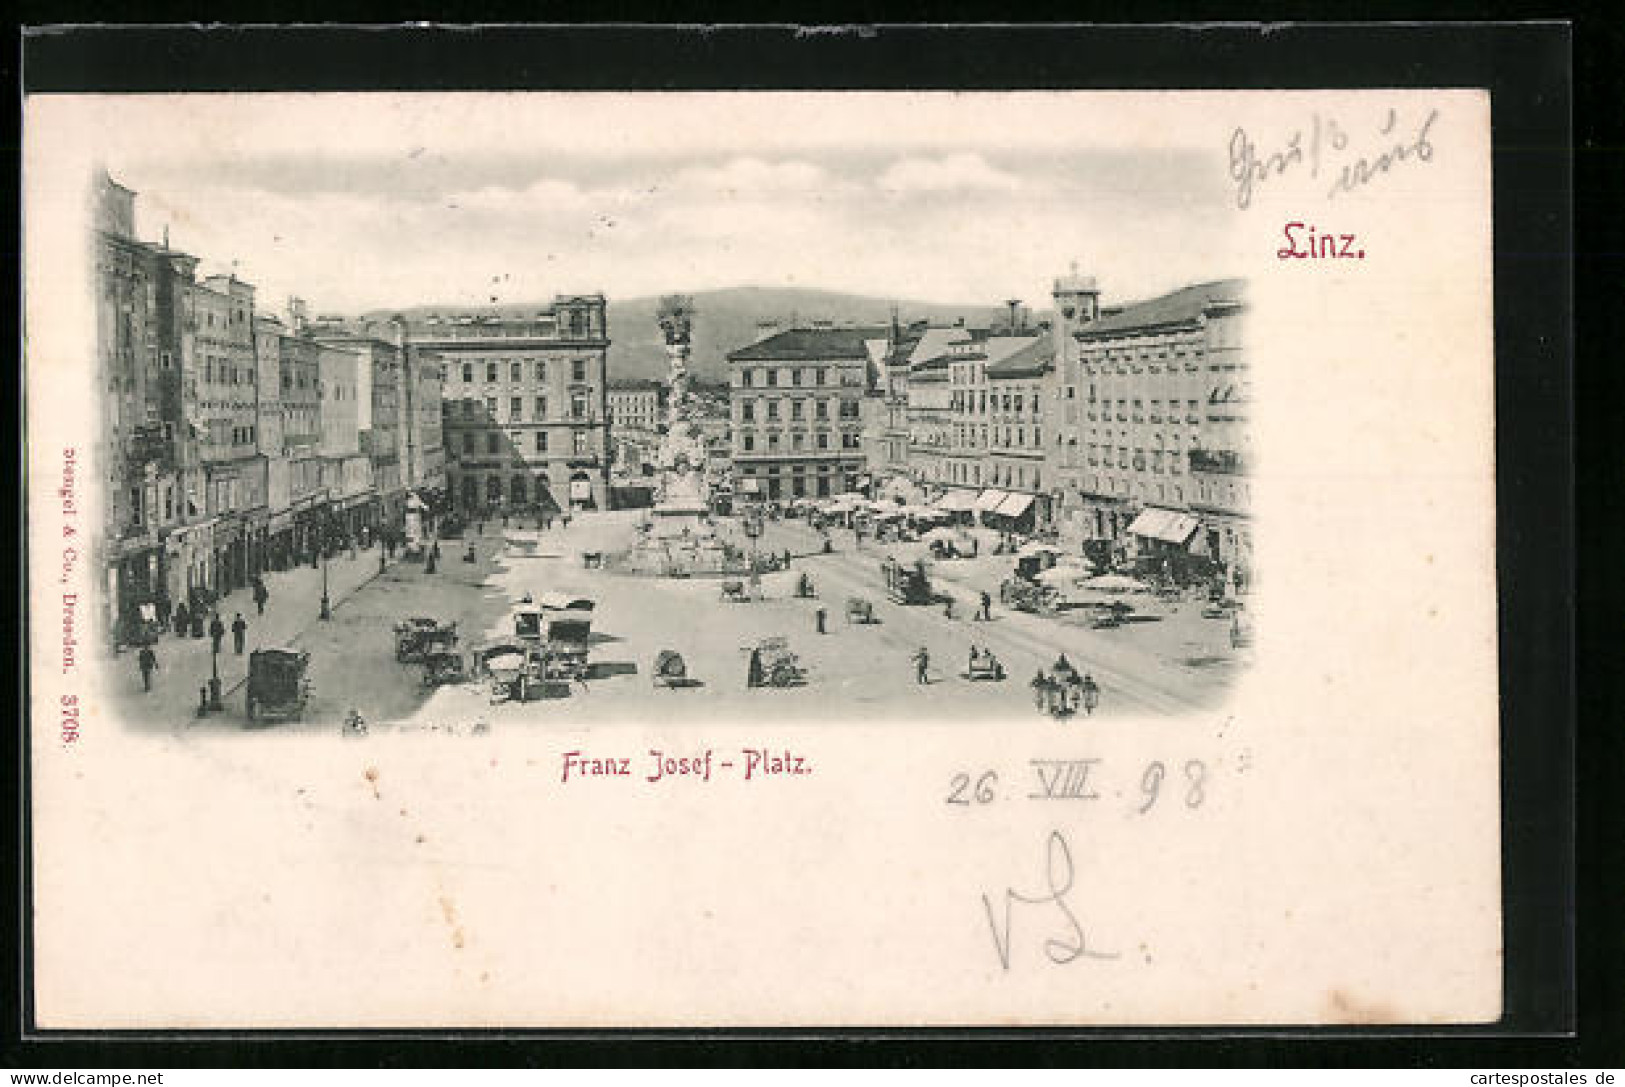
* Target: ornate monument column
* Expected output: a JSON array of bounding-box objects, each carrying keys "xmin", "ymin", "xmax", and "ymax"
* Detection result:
[{"xmin": 653, "ymin": 295, "xmax": 707, "ymax": 508}]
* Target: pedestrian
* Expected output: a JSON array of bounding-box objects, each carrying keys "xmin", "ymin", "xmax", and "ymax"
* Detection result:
[
  {"xmin": 944, "ymin": 598, "xmax": 955, "ymax": 620},
  {"xmin": 783, "ymin": 548, "xmax": 791, "ymax": 569},
  {"xmin": 209, "ymin": 612, "xmax": 225, "ymax": 655},
  {"xmin": 913, "ymin": 646, "xmax": 930, "ymax": 685},
  {"xmin": 815, "ymin": 607, "xmax": 827, "ymax": 635},
  {"xmin": 231, "ymin": 612, "xmax": 247, "ymax": 655},
  {"xmin": 1080, "ymin": 674, "xmax": 1100, "ymax": 716},
  {"xmin": 137, "ymin": 644, "xmax": 157, "ymax": 692},
  {"xmin": 979, "ymin": 590, "xmax": 992, "ymax": 622},
  {"xmin": 253, "ymin": 578, "xmax": 268, "ymax": 616},
  {"xmin": 173, "ymin": 600, "xmax": 190, "ymax": 637},
  {"xmin": 747, "ymin": 647, "xmax": 764, "ymax": 689}
]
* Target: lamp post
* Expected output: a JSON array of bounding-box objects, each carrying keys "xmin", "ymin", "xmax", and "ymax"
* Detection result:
[
  {"xmin": 743, "ymin": 509, "xmax": 763, "ymax": 593},
  {"xmin": 208, "ymin": 637, "xmax": 223, "ymax": 711},
  {"xmin": 319, "ymin": 490, "xmax": 333, "ymax": 621}
]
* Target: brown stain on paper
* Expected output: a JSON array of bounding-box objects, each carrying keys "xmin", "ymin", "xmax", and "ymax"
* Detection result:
[{"xmin": 1324, "ymin": 988, "xmax": 1398, "ymax": 1024}]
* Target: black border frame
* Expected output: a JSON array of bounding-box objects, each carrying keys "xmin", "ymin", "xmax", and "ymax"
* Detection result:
[{"xmin": 8, "ymin": 20, "xmax": 1593, "ymax": 1068}]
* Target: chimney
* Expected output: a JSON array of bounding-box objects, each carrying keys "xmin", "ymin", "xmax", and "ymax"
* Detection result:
[
  {"xmin": 1005, "ymin": 299, "xmax": 1022, "ymax": 333},
  {"xmin": 287, "ymin": 296, "xmax": 308, "ymax": 333}
]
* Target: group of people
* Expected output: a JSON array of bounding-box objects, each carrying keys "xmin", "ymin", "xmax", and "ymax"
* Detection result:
[
  {"xmin": 1031, "ymin": 654, "xmax": 1101, "ymax": 718},
  {"xmin": 137, "ymin": 606, "xmax": 256, "ymax": 693}
]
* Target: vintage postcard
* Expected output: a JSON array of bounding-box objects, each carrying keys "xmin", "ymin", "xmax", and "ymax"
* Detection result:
[{"xmin": 24, "ymin": 88, "xmax": 1499, "ymax": 1027}]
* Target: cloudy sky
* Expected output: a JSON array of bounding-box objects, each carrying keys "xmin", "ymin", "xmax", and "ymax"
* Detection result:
[{"xmin": 65, "ymin": 93, "xmax": 1238, "ymax": 313}]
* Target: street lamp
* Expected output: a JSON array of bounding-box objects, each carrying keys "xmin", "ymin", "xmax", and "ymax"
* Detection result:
[
  {"xmin": 319, "ymin": 490, "xmax": 333, "ymax": 621},
  {"xmin": 743, "ymin": 510, "xmax": 763, "ymax": 591},
  {"xmin": 208, "ymin": 635, "xmax": 223, "ymax": 711}
]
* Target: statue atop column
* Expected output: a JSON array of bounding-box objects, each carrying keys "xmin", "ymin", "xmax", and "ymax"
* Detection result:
[{"xmin": 653, "ymin": 295, "xmax": 706, "ymax": 503}]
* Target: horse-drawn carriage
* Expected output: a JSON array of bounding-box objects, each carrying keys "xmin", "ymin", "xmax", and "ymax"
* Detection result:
[
  {"xmin": 844, "ymin": 596, "xmax": 877, "ymax": 624},
  {"xmin": 720, "ymin": 579, "xmax": 754, "ymax": 603},
  {"xmin": 481, "ymin": 645, "xmax": 538, "ymax": 704},
  {"xmin": 652, "ymin": 649, "xmax": 699, "ymax": 689},
  {"xmin": 964, "ymin": 647, "xmax": 1007, "ymax": 682},
  {"xmin": 999, "ymin": 576, "xmax": 1050, "ymax": 614},
  {"xmin": 421, "ymin": 649, "xmax": 468, "ymax": 688},
  {"xmin": 537, "ymin": 597, "xmax": 595, "ymax": 682},
  {"xmin": 245, "ymin": 647, "xmax": 313, "ymax": 722},
  {"xmin": 881, "ymin": 557, "xmax": 933, "ymax": 606},
  {"xmin": 394, "ymin": 617, "xmax": 459, "ymax": 663},
  {"xmin": 749, "ymin": 637, "xmax": 807, "ymax": 688}
]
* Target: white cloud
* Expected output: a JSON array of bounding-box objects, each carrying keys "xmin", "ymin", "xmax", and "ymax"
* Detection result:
[
  {"xmin": 875, "ymin": 152, "xmax": 1023, "ymax": 194},
  {"xmin": 669, "ymin": 156, "xmax": 838, "ymax": 196}
]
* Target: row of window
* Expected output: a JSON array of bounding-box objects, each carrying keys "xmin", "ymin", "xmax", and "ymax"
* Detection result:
[
  {"xmin": 949, "ymin": 390, "xmax": 1042, "ymax": 415},
  {"xmin": 737, "ymin": 431, "xmax": 861, "ymax": 453},
  {"xmin": 451, "ymin": 394, "xmax": 593, "ymax": 422},
  {"xmin": 737, "ymin": 366, "xmax": 852, "ymax": 389},
  {"xmin": 459, "ymin": 358, "xmax": 593, "ymax": 385},
  {"xmin": 457, "ymin": 430, "xmax": 594, "ymax": 457},
  {"xmin": 738, "ymin": 398, "xmax": 861, "ymax": 423},
  {"xmin": 202, "ymin": 354, "xmax": 255, "ymax": 386}
]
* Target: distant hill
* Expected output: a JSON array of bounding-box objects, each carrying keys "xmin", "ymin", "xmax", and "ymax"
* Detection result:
[{"xmin": 365, "ymin": 286, "xmax": 1026, "ymax": 384}]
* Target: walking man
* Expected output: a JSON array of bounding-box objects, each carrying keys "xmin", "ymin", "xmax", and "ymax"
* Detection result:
[
  {"xmin": 253, "ymin": 577, "xmax": 268, "ymax": 616},
  {"xmin": 231, "ymin": 612, "xmax": 248, "ymax": 655},
  {"xmin": 209, "ymin": 612, "xmax": 225, "ymax": 655},
  {"xmin": 815, "ymin": 607, "xmax": 827, "ymax": 635},
  {"xmin": 979, "ymin": 590, "xmax": 992, "ymax": 622},
  {"xmin": 913, "ymin": 646, "xmax": 931, "ymax": 685},
  {"xmin": 137, "ymin": 644, "xmax": 157, "ymax": 692}
]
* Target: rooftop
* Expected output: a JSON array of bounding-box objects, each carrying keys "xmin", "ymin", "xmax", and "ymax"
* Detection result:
[
  {"xmin": 986, "ymin": 337, "xmax": 1056, "ymax": 379},
  {"xmin": 1078, "ymin": 278, "xmax": 1247, "ymax": 340},
  {"xmin": 729, "ymin": 326, "xmax": 879, "ymax": 362}
]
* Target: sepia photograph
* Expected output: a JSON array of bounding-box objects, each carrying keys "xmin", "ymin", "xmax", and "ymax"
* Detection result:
[
  {"xmin": 87, "ymin": 98, "xmax": 1251, "ymax": 732},
  {"xmin": 27, "ymin": 84, "xmax": 1506, "ymax": 1030}
]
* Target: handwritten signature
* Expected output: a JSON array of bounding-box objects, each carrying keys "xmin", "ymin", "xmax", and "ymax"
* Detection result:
[
  {"xmin": 982, "ymin": 829, "xmax": 1118, "ymax": 971},
  {"xmin": 1229, "ymin": 107, "xmax": 1439, "ymax": 209}
]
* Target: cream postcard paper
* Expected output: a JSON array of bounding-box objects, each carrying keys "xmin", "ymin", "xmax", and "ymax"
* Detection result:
[{"xmin": 25, "ymin": 91, "xmax": 1498, "ymax": 1027}]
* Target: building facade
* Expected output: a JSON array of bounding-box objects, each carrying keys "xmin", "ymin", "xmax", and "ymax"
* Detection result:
[
  {"xmin": 1053, "ymin": 278, "xmax": 1249, "ymax": 570},
  {"xmin": 727, "ymin": 327, "xmax": 871, "ymax": 501},
  {"xmin": 407, "ymin": 298, "xmax": 611, "ymax": 513},
  {"xmin": 983, "ymin": 337, "xmax": 1055, "ymax": 528},
  {"xmin": 607, "ymin": 377, "xmax": 666, "ymax": 475}
]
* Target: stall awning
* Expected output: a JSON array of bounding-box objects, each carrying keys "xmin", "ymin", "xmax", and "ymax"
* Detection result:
[
  {"xmin": 974, "ymin": 489, "xmax": 1009, "ymax": 512},
  {"xmin": 1128, "ymin": 507, "xmax": 1200, "ymax": 544},
  {"xmin": 995, "ymin": 492, "xmax": 1036, "ymax": 518},
  {"xmin": 569, "ymin": 480, "xmax": 593, "ymax": 500},
  {"xmin": 934, "ymin": 489, "xmax": 979, "ymax": 512},
  {"xmin": 738, "ymin": 478, "xmax": 761, "ymax": 495}
]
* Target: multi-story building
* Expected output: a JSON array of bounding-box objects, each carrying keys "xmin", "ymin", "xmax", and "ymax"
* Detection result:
[
  {"xmin": 371, "ymin": 316, "xmax": 448, "ymax": 508},
  {"xmin": 311, "ymin": 332, "xmax": 406, "ymax": 534},
  {"xmin": 878, "ymin": 321, "xmax": 922, "ymax": 477},
  {"xmin": 315, "ymin": 342, "xmax": 375, "ymax": 544},
  {"xmin": 274, "ymin": 315, "xmax": 326, "ymax": 568},
  {"xmin": 727, "ymin": 326, "xmax": 872, "ymax": 501},
  {"xmin": 607, "ymin": 377, "xmax": 667, "ymax": 475},
  {"xmin": 193, "ymin": 272, "xmax": 269, "ymax": 596},
  {"xmin": 983, "ymin": 337, "xmax": 1056, "ymax": 528},
  {"xmin": 95, "ymin": 173, "xmax": 208, "ymax": 636},
  {"xmin": 404, "ymin": 297, "xmax": 611, "ymax": 513},
  {"xmin": 905, "ymin": 349, "xmax": 955, "ymax": 486},
  {"xmin": 1054, "ymin": 277, "xmax": 1248, "ymax": 570}
]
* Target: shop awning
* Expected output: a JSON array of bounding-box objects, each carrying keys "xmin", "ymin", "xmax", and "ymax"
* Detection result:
[
  {"xmin": 569, "ymin": 480, "xmax": 593, "ymax": 500},
  {"xmin": 974, "ymin": 489, "xmax": 1008, "ymax": 512},
  {"xmin": 934, "ymin": 489, "xmax": 979, "ymax": 512},
  {"xmin": 738, "ymin": 478, "xmax": 761, "ymax": 494},
  {"xmin": 1128, "ymin": 507, "xmax": 1200, "ymax": 545},
  {"xmin": 995, "ymin": 492, "xmax": 1035, "ymax": 518}
]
